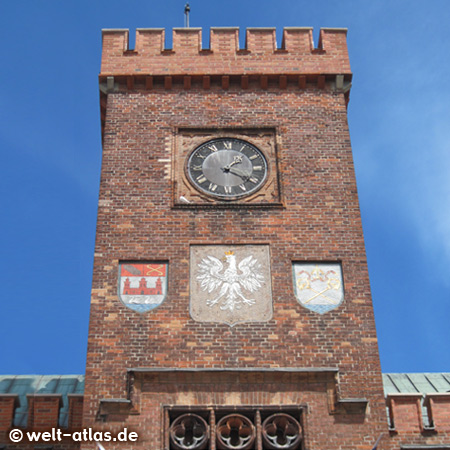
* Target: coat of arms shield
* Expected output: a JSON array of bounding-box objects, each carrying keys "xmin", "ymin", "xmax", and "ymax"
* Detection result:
[
  {"xmin": 118, "ymin": 262, "xmax": 168, "ymax": 313},
  {"xmin": 293, "ymin": 263, "xmax": 344, "ymax": 314},
  {"xmin": 190, "ymin": 245, "xmax": 273, "ymax": 326}
]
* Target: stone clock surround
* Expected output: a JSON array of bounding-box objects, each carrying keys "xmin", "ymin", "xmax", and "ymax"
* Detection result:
[{"xmin": 174, "ymin": 128, "xmax": 281, "ymax": 206}]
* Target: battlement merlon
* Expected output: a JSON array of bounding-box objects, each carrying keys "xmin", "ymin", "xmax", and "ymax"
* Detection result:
[{"xmin": 100, "ymin": 27, "xmax": 351, "ymax": 78}]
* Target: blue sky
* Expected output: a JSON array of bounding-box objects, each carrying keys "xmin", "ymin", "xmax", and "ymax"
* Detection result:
[{"xmin": 1, "ymin": 0, "xmax": 449, "ymax": 375}]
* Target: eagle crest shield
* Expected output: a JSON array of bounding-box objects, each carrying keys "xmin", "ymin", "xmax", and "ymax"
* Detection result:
[{"xmin": 190, "ymin": 245, "xmax": 272, "ymax": 326}]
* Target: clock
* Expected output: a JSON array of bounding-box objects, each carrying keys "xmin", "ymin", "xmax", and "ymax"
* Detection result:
[{"xmin": 186, "ymin": 138, "xmax": 268, "ymax": 199}]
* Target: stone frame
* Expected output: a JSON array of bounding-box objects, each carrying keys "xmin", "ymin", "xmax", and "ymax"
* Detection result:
[
  {"xmin": 172, "ymin": 127, "xmax": 282, "ymax": 207},
  {"xmin": 190, "ymin": 244, "xmax": 273, "ymax": 326}
]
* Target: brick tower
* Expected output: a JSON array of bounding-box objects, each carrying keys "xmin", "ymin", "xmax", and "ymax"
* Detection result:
[{"xmin": 84, "ymin": 27, "xmax": 388, "ymax": 449}]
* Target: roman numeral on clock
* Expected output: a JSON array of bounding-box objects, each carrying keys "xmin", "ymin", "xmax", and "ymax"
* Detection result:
[{"xmin": 187, "ymin": 138, "xmax": 267, "ymax": 199}]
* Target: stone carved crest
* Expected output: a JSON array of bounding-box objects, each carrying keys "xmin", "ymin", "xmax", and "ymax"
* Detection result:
[
  {"xmin": 293, "ymin": 262, "xmax": 344, "ymax": 314},
  {"xmin": 190, "ymin": 245, "xmax": 272, "ymax": 326}
]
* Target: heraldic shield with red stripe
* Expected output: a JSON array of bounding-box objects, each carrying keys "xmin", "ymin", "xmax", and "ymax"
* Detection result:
[{"xmin": 118, "ymin": 263, "xmax": 168, "ymax": 313}]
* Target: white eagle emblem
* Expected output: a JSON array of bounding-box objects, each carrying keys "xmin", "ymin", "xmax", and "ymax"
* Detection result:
[{"xmin": 196, "ymin": 251, "xmax": 264, "ymax": 311}]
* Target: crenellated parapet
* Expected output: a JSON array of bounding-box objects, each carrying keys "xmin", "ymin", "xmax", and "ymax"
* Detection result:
[
  {"xmin": 0, "ymin": 375, "xmax": 84, "ymax": 446},
  {"xmin": 98, "ymin": 27, "xmax": 352, "ymax": 138},
  {"xmin": 386, "ymin": 392, "xmax": 450, "ymax": 448},
  {"xmin": 0, "ymin": 394, "xmax": 83, "ymax": 432},
  {"xmin": 100, "ymin": 27, "xmax": 351, "ymax": 78}
]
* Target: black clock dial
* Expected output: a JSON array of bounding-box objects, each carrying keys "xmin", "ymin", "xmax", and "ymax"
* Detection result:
[{"xmin": 187, "ymin": 138, "xmax": 268, "ymax": 199}]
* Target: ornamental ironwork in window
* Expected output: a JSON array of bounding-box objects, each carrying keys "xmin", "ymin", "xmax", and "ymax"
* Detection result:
[{"xmin": 165, "ymin": 406, "xmax": 304, "ymax": 450}]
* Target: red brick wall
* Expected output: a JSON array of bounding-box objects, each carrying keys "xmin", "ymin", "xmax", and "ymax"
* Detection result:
[
  {"xmin": 83, "ymin": 77, "xmax": 390, "ymax": 446},
  {"xmin": 0, "ymin": 396, "xmax": 17, "ymax": 434},
  {"xmin": 84, "ymin": 26, "xmax": 385, "ymax": 450},
  {"xmin": 386, "ymin": 393, "xmax": 450, "ymax": 448}
]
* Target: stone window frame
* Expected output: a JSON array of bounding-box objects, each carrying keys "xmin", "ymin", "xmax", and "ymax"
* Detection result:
[{"xmin": 163, "ymin": 404, "xmax": 305, "ymax": 450}]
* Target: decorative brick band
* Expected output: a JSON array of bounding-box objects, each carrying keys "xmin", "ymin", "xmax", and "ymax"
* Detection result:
[
  {"xmin": 94, "ymin": 368, "xmax": 366, "ymax": 423},
  {"xmin": 100, "ymin": 27, "xmax": 351, "ymax": 77},
  {"xmin": 1, "ymin": 389, "xmax": 448, "ymax": 438}
]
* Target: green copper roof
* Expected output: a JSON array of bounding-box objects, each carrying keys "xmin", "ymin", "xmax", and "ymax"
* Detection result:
[
  {"xmin": 0, "ymin": 375, "xmax": 84, "ymax": 427},
  {"xmin": 383, "ymin": 373, "xmax": 450, "ymax": 395}
]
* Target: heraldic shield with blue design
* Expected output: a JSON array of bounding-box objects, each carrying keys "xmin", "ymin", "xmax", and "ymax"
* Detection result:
[
  {"xmin": 293, "ymin": 263, "xmax": 344, "ymax": 314},
  {"xmin": 118, "ymin": 262, "xmax": 168, "ymax": 313}
]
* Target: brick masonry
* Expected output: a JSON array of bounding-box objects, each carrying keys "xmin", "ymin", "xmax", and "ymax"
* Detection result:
[
  {"xmin": 83, "ymin": 26, "xmax": 390, "ymax": 450},
  {"xmin": 1, "ymin": 26, "xmax": 449, "ymax": 450}
]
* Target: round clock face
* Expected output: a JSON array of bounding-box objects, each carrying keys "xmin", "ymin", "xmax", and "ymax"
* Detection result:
[{"xmin": 187, "ymin": 138, "xmax": 268, "ymax": 199}]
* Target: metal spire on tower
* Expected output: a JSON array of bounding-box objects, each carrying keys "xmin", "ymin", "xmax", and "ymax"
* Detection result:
[{"xmin": 184, "ymin": 2, "xmax": 190, "ymax": 28}]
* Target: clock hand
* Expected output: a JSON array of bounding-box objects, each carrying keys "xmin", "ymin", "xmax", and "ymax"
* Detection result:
[
  {"xmin": 227, "ymin": 167, "xmax": 251, "ymax": 180},
  {"xmin": 222, "ymin": 155, "xmax": 243, "ymax": 171}
]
